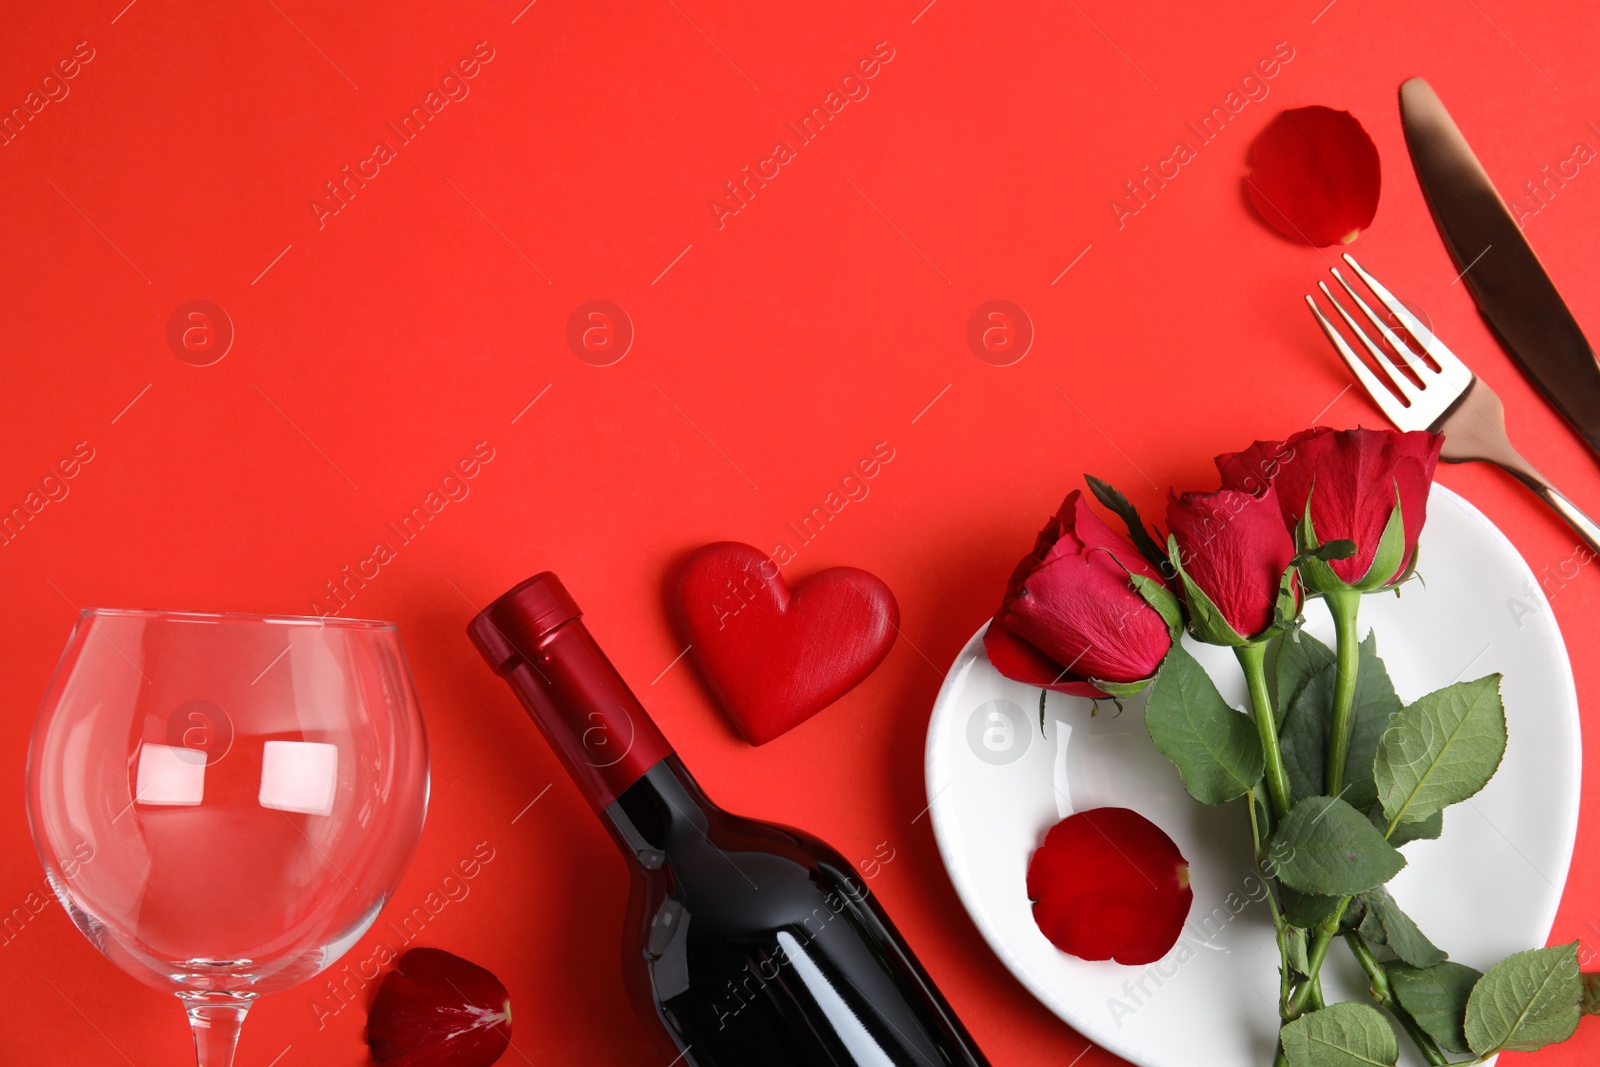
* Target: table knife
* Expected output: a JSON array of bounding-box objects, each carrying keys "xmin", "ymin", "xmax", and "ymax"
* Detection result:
[{"xmin": 1399, "ymin": 77, "xmax": 1600, "ymax": 459}]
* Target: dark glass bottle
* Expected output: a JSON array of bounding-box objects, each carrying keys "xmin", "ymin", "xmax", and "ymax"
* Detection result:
[{"xmin": 469, "ymin": 573, "xmax": 989, "ymax": 1067}]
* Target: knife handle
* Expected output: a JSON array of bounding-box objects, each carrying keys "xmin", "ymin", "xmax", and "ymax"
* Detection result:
[
  {"xmin": 1499, "ymin": 462, "xmax": 1600, "ymax": 557},
  {"xmin": 1531, "ymin": 481, "xmax": 1600, "ymax": 558}
]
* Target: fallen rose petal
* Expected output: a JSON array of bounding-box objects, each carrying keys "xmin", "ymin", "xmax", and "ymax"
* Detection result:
[
  {"xmin": 1027, "ymin": 807, "xmax": 1192, "ymax": 965},
  {"xmin": 367, "ymin": 948, "xmax": 511, "ymax": 1066},
  {"xmin": 1246, "ymin": 106, "xmax": 1380, "ymax": 246}
]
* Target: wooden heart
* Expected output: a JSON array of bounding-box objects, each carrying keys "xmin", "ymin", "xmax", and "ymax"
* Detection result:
[{"xmin": 674, "ymin": 542, "xmax": 899, "ymax": 746}]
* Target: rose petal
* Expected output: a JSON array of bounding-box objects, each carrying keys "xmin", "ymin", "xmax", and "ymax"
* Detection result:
[
  {"xmin": 367, "ymin": 949, "xmax": 512, "ymax": 1066},
  {"xmin": 1223, "ymin": 427, "xmax": 1441, "ymax": 585},
  {"xmin": 982, "ymin": 620, "xmax": 1107, "ymax": 698},
  {"xmin": 988, "ymin": 491, "xmax": 1172, "ymax": 689},
  {"xmin": 1167, "ymin": 484, "xmax": 1297, "ymax": 639},
  {"xmin": 1027, "ymin": 807, "xmax": 1192, "ymax": 965},
  {"xmin": 1246, "ymin": 106, "xmax": 1380, "ymax": 246}
]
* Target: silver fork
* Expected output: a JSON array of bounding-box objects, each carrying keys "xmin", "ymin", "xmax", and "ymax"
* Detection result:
[{"xmin": 1306, "ymin": 253, "xmax": 1600, "ymax": 555}]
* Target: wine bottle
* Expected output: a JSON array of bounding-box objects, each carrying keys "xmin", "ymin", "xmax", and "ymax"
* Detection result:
[{"xmin": 469, "ymin": 572, "xmax": 989, "ymax": 1067}]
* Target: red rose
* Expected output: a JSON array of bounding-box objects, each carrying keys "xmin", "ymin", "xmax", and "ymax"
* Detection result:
[
  {"xmin": 1217, "ymin": 427, "xmax": 1442, "ymax": 590},
  {"xmin": 1027, "ymin": 807, "xmax": 1193, "ymax": 965},
  {"xmin": 1167, "ymin": 484, "xmax": 1298, "ymax": 641},
  {"xmin": 984, "ymin": 491, "xmax": 1172, "ymax": 696}
]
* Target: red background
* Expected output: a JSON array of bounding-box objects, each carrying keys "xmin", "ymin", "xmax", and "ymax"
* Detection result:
[{"xmin": 3, "ymin": 0, "xmax": 1599, "ymax": 1063}]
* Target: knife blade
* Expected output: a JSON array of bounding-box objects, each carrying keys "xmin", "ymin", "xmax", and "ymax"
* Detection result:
[{"xmin": 1399, "ymin": 76, "xmax": 1600, "ymax": 458}]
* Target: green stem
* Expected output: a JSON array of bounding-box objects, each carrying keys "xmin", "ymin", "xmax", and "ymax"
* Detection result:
[
  {"xmin": 1248, "ymin": 790, "xmax": 1294, "ymax": 1017},
  {"xmin": 1343, "ymin": 933, "xmax": 1449, "ymax": 1066},
  {"xmin": 1236, "ymin": 641, "xmax": 1291, "ymax": 822},
  {"xmin": 1287, "ymin": 902, "xmax": 1350, "ymax": 1017},
  {"xmin": 1323, "ymin": 589, "xmax": 1362, "ymax": 797}
]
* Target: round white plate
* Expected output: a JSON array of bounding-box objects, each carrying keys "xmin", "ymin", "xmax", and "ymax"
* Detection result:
[{"xmin": 924, "ymin": 484, "xmax": 1581, "ymax": 1067}]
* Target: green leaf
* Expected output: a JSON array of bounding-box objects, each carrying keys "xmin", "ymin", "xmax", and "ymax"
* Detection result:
[
  {"xmin": 1285, "ymin": 926, "xmax": 1311, "ymax": 978},
  {"xmin": 1268, "ymin": 796, "xmax": 1405, "ymax": 896},
  {"xmin": 1353, "ymin": 494, "xmax": 1408, "ymax": 591},
  {"xmin": 1583, "ymin": 971, "xmax": 1600, "ymax": 1015},
  {"xmin": 1342, "ymin": 633, "xmax": 1403, "ymax": 813},
  {"xmin": 1295, "ymin": 502, "xmax": 1354, "ymax": 598},
  {"xmin": 1351, "ymin": 886, "xmax": 1445, "ymax": 968},
  {"xmin": 1279, "ymin": 886, "xmax": 1343, "ymax": 929},
  {"xmin": 1087, "ymin": 676, "xmax": 1150, "ymax": 699},
  {"xmin": 1302, "ymin": 538, "xmax": 1358, "ymax": 563},
  {"xmin": 1129, "ymin": 572, "xmax": 1184, "ymax": 638},
  {"xmin": 1278, "ymin": 634, "xmax": 1401, "ymax": 808},
  {"xmin": 1143, "ymin": 643, "xmax": 1264, "ymax": 804},
  {"xmin": 1085, "ymin": 475, "xmax": 1170, "ymax": 577},
  {"xmin": 1280, "ymin": 663, "xmax": 1335, "ymax": 803},
  {"xmin": 1273, "ymin": 631, "xmax": 1335, "ymax": 727},
  {"xmin": 1271, "ymin": 559, "xmax": 1305, "ymax": 635},
  {"xmin": 1464, "ymin": 942, "xmax": 1582, "ymax": 1055},
  {"xmin": 1370, "ymin": 804, "xmax": 1442, "ymax": 846},
  {"xmin": 1280, "ymin": 1002, "xmax": 1398, "ymax": 1067},
  {"xmin": 1388, "ymin": 960, "xmax": 1483, "ymax": 1055},
  {"xmin": 1375, "ymin": 675, "xmax": 1507, "ymax": 828},
  {"xmin": 1294, "ymin": 485, "xmax": 1407, "ymax": 595}
]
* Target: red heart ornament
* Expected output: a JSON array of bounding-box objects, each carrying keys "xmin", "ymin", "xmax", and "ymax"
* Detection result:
[{"xmin": 674, "ymin": 542, "xmax": 899, "ymax": 746}]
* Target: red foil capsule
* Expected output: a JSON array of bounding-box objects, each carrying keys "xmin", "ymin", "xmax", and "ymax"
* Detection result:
[{"xmin": 468, "ymin": 573, "xmax": 675, "ymax": 813}]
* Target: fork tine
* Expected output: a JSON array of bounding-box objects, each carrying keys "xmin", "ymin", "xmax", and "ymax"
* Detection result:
[
  {"xmin": 1329, "ymin": 267, "xmax": 1430, "ymax": 379},
  {"xmin": 1340, "ymin": 253, "xmax": 1470, "ymax": 378},
  {"xmin": 1304, "ymin": 294, "xmax": 1410, "ymax": 427},
  {"xmin": 1317, "ymin": 280, "xmax": 1422, "ymax": 403}
]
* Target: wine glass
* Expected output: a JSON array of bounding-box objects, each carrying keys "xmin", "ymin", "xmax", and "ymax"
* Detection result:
[{"xmin": 26, "ymin": 609, "xmax": 429, "ymax": 1066}]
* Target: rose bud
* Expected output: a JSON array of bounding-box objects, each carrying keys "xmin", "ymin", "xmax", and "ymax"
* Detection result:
[
  {"xmin": 984, "ymin": 491, "xmax": 1177, "ymax": 698},
  {"xmin": 1165, "ymin": 484, "xmax": 1300, "ymax": 644},
  {"xmin": 1027, "ymin": 807, "xmax": 1193, "ymax": 965},
  {"xmin": 1217, "ymin": 427, "xmax": 1442, "ymax": 594}
]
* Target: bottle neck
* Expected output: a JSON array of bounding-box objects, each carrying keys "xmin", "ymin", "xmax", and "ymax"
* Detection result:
[
  {"xmin": 603, "ymin": 756, "xmax": 710, "ymax": 868},
  {"xmin": 481, "ymin": 614, "xmax": 675, "ymax": 813}
]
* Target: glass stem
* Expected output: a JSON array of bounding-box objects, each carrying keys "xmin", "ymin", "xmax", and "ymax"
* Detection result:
[{"xmin": 179, "ymin": 991, "xmax": 255, "ymax": 1067}]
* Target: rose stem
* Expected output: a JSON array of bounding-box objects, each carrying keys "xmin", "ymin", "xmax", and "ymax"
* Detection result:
[
  {"xmin": 1322, "ymin": 588, "xmax": 1362, "ymax": 796},
  {"xmin": 1247, "ymin": 788, "xmax": 1294, "ymax": 1018},
  {"xmin": 1287, "ymin": 590, "xmax": 1374, "ymax": 1018},
  {"xmin": 1343, "ymin": 932, "xmax": 1449, "ymax": 1066},
  {"xmin": 1236, "ymin": 641, "xmax": 1290, "ymax": 822},
  {"xmin": 1287, "ymin": 902, "xmax": 1350, "ymax": 1017}
]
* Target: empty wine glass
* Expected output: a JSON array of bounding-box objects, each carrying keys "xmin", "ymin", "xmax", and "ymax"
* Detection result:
[{"xmin": 26, "ymin": 609, "xmax": 429, "ymax": 1066}]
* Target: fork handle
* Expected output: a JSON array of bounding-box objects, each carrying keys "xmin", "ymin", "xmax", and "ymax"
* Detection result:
[{"xmin": 1499, "ymin": 465, "xmax": 1600, "ymax": 557}]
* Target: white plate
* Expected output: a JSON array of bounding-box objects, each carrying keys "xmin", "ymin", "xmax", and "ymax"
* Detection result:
[{"xmin": 924, "ymin": 484, "xmax": 1581, "ymax": 1067}]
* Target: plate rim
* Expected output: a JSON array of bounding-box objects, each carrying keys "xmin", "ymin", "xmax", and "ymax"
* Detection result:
[{"xmin": 922, "ymin": 483, "xmax": 1582, "ymax": 1065}]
